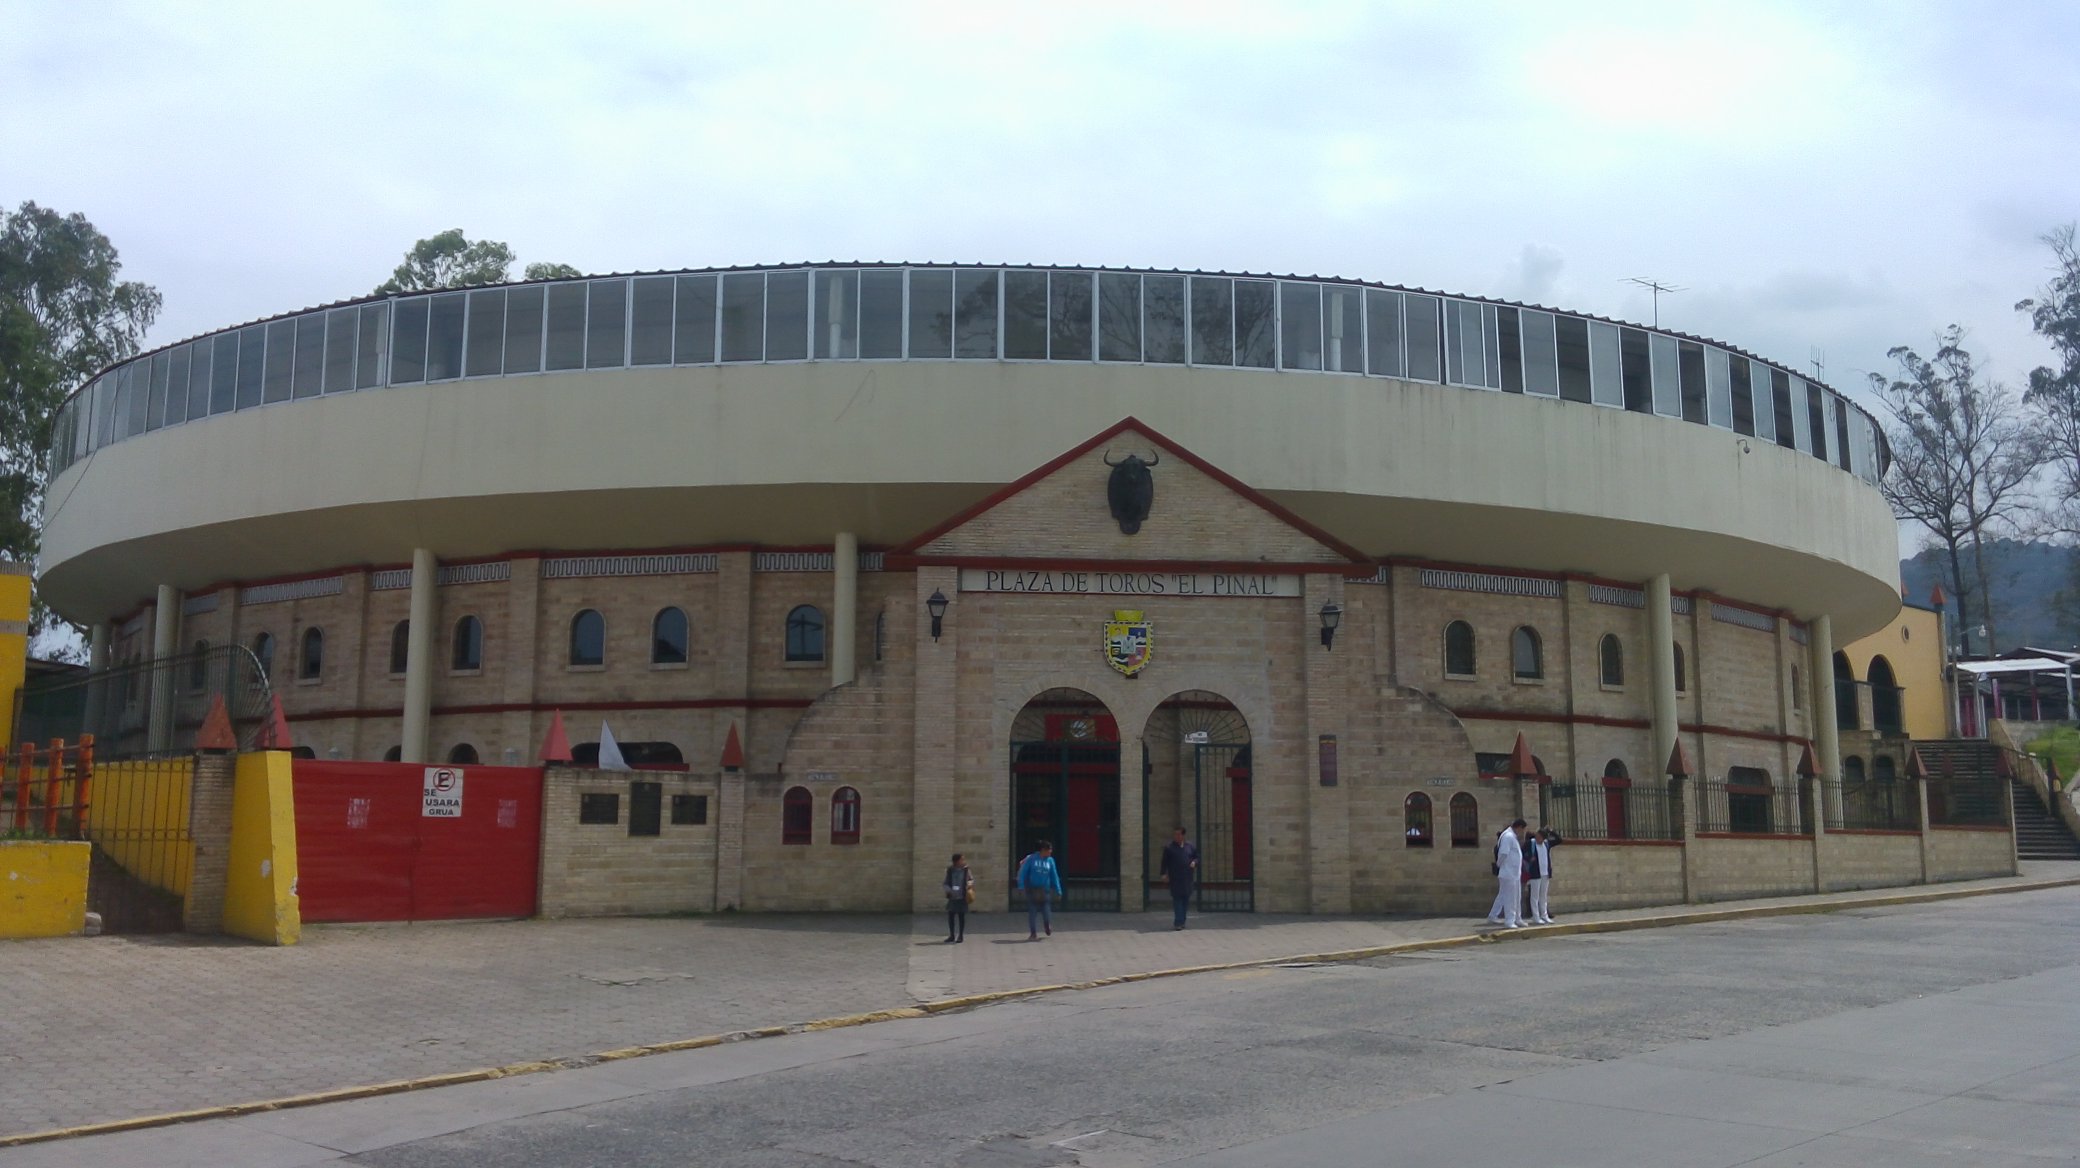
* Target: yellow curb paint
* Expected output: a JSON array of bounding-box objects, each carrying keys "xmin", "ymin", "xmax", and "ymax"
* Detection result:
[{"xmin": 4, "ymin": 874, "xmax": 2075, "ymax": 1150}]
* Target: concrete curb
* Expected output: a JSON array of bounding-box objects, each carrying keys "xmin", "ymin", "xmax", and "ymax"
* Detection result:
[{"xmin": 5, "ymin": 873, "xmax": 2075, "ymax": 1149}]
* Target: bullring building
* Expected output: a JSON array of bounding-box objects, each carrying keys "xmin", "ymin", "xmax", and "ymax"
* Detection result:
[{"xmin": 39, "ymin": 263, "xmax": 1903, "ymax": 915}]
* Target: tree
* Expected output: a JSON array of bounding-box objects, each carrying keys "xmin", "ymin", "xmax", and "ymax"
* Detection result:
[
  {"xmin": 2018, "ymin": 224, "xmax": 2080, "ymax": 537},
  {"xmin": 373, "ymin": 229, "xmax": 516, "ymax": 294},
  {"xmin": 373, "ymin": 231, "xmax": 582, "ymax": 294},
  {"xmin": 1869, "ymin": 328, "xmax": 2043, "ymax": 654},
  {"xmin": 0, "ymin": 202, "xmax": 159, "ymax": 594}
]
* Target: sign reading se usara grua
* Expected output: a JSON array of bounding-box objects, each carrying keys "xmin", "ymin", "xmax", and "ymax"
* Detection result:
[{"xmin": 958, "ymin": 568, "xmax": 1301, "ymax": 598}]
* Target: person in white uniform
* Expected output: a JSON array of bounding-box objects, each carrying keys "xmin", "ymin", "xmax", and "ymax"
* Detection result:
[
  {"xmin": 1486, "ymin": 818, "xmax": 1527, "ymax": 927},
  {"xmin": 1526, "ymin": 827, "xmax": 1561, "ymax": 924}
]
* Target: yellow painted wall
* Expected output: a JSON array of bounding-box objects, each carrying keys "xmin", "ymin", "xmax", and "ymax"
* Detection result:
[
  {"xmin": 223, "ymin": 751, "xmax": 299, "ymax": 945},
  {"xmin": 0, "ymin": 840, "xmax": 89, "ymax": 938},
  {"xmin": 85, "ymin": 759, "xmax": 194, "ymax": 897},
  {"xmin": 1840, "ymin": 603, "xmax": 1948, "ymax": 739},
  {"xmin": 0, "ymin": 564, "xmax": 29, "ymax": 748}
]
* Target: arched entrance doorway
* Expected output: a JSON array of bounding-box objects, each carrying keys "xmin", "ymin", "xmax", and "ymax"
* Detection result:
[
  {"xmin": 1141, "ymin": 691, "xmax": 1254, "ymax": 912},
  {"xmin": 1009, "ymin": 689, "xmax": 1121, "ymax": 912}
]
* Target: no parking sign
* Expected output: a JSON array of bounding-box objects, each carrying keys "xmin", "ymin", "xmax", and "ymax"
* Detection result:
[{"xmin": 422, "ymin": 767, "xmax": 465, "ymax": 818}]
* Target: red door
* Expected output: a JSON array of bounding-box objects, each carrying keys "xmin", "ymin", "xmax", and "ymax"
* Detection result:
[
  {"xmin": 293, "ymin": 760, "xmax": 543, "ymax": 922},
  {"xmin": 1603, "ymin": 779, "xmax": 1631, "ymax": 840},
  {"xmin": 1065, "ymin": 777, "xmax": 1102, "ymax": 874},
  {"xmin": 1230, "ymin": 774, "xmax": 1254, "ymax": 880}
]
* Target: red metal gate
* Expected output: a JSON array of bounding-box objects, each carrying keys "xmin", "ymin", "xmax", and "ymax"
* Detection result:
[{"xmin": 292, "ymin": 760, "xmax": 542, "ymax": 922}]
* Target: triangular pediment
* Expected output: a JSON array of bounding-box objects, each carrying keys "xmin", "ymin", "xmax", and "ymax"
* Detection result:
[{"xmin": 890, "ymin": 418, "xmax": 1371, "ymax": 568}]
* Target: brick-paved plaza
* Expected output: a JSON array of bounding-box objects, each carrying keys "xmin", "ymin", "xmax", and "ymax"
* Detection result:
[{"xmin": 4, "ymin": 869, "xmax": 2074, "ymax": 1141}]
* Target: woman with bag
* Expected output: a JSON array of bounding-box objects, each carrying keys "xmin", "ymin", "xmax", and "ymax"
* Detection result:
[{"xmin": 943, "ymin": 853, "xmax": 974, "ymax": 943}]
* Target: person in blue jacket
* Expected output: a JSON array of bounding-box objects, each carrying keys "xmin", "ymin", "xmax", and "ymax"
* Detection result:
[{"xmin": 1017, "ymin": 840, "xmax": 1064, "ymax": 940}]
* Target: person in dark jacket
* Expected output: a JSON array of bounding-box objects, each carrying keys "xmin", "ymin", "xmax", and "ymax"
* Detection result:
[
  {"xmin": 1159, "ymin": 827, "xmax": 1199, "ymax": 930},
  {"xmin": 1527, "ymin": 828, "xmax": 1562, "ymax": 924},
  {"xmin": 943, "ymin": 853, "xmax": 973, "ymax": 943}
]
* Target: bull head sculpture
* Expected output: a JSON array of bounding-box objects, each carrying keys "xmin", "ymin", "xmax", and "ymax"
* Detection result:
[{"xmin": 1102, "ymin": 449, "xmax": 1159, "ymax": 534}]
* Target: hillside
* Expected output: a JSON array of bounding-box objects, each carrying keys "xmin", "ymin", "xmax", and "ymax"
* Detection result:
[{"xmin": 1899, "ymin": 539, "xmax": 2080, "ymax": 654}]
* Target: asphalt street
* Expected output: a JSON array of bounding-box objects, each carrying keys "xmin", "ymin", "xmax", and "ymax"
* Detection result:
[{"xmin": 8, "ymin": 886, "xmax": 2077, "ymax": 1167}]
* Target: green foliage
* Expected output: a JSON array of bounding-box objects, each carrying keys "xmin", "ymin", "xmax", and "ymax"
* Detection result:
[
  {"xmin": 1901, "ymin": 539, "xmax": 2080, "ymax": 652},
  {"xmin": 2018, "ymin": 225, "xmax": 2080, "ymax": 535},
  {"xmin": 522, "ymin": 261, "xmax": 582, "ymax": 281},
  {"xmin": 373, "ymin": 229, "xmax": 517, "ymax": 294},
  {"xmin": 0, "ymin": 201, "xmax": 159, "ymax": 596},
  {"xmin": 2025, "ymin": 725, "xmax": 2079, "ymax": 788}
]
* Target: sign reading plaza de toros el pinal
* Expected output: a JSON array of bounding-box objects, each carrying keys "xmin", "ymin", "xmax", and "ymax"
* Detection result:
[{"xmin": 957, "ymin": 568, "xmax": 1301, "ymax": 598}]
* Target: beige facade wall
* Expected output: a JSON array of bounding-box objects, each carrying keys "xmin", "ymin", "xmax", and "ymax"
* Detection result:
[
  {"xmin": 1925, "ymin": 826, "xmax": 2017, "ymax": 882},
  {"xmin": 1817, "ymin": 831, "xmax": 1924, "ymax": 892},
  {"xmin": 1689, "ymin": 837, "xmax": 1817, "ymax": 902},
  {"xmin": 537, "ymin": 768, "xmax": 720, "ymax": 917},
  {"xmin": 1546, "ymin": 842, "xmax": 1686, "ymax": 912}
]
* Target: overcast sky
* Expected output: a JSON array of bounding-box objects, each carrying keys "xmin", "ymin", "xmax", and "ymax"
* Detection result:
[{"xmin": 5, "ymin": 0, "xmax": 2076, "ymax": 416}]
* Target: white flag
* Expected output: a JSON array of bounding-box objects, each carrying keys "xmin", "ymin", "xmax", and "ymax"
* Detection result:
[{"xmin": 596, "ymin": 721, "xmax": 632, "ymax": 771}]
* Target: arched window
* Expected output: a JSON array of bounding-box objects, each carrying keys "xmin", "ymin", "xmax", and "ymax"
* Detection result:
[
  {"xmin": 782, "ymin": 786, "xmax": 813, "ymax": 845},
  {"xmin": 1843, "ymin": 756, "xmax": 1866, "ymax": 783},
  {"xmin": 1511, "ymin": 627, "xmax": 1543, "ymax": 680},
  {"xmin": 1599, "ymin": 634, "xmax": 1624, "ymax": 687},
  {"xmin": 252, "ymin": 632, "xmax": 275, "ymax": 681},
  {"xmin": 831, "ymin": 786, "xmax": 862, "ymax": 844},
  {"xmin": 570, "ymin": 609, "xmax": 605, "ymax": 666},
  {"xmin": 452, "ymin": 616, "xmax": 483, "ymax": 671},
  {"xmin": 1868, "ymin": 655, "xmax": 1901, "ymax": 733},
  {"xmin": 298, "ymin": 627, "xmax": 324, "ymax": 680},
  {"xmin": 1603, "ymin": 759, "xmax": 1631, "ymax": 781},
  {"xmin": 1443, "ymin": 621, "xmax": 1476, "ymax": 678},
  {"xmin": 1449, "ymin": 793, "xmax": 1479, "ymax": 847},
  {"xmin": 1791, "ymin": 665, "xmax": 1804, "ymax": 707},
  {"xmin": 874, "ymin": 611, "xmax": 887, "ymax": 662},
  {"xmin": 652, "ymin": 607, "xmax": 689, "ymax": 665},
  {"xmin": 188, "ymin": 640, "xmax": 210, "ymax": 691},
  {"xmin": 448, "ymin": 743, "xmax": 480, "ymax": 765},
  {"xmin": 1833, "ymin": 651, "xmax": 1858, "ymax": 730},
  {"xmin": 1404, "ymin": 792, "xmax": 1434, "ymax": 847},
  {"xmin": 389, "ymin": 620, "xmax": 410, "ymax": 675},
  {"xmin": 1872, "ymin": 756, "xmax": 1897, "ymax": 782},
  {"xmin": 1673, "ymin": 643, "xmax": 1687, "ymax": 693},
  {"xmin": 1727, "ymin": 765, "xmax": 1773, "ymax": 834},
  {"xmin": 382, "ymin": 745, "xmax": 403, "ymax": 762},
  {"xmin": 786, "ymin": 605, "xmax": 826, "ymax": 662}
]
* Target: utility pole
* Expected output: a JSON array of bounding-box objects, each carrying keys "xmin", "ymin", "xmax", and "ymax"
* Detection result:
[{"xmin": 1622, "ymin": 277, "xmax": 1685, "ymax": 327}]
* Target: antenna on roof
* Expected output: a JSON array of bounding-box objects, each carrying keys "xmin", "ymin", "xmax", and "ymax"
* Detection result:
[
  {"xmin": 1621, "ymin": 277, "xmax": 1685, "ymax": 327},
  {"xmin": 1809, "ymin": 347, "xmax": 1826, "ymax": 382}
]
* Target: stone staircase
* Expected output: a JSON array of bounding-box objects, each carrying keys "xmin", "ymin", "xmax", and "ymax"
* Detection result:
[{"xmin": 1915, "ymin": 738, "xmax": 2080, "ymax": 861}]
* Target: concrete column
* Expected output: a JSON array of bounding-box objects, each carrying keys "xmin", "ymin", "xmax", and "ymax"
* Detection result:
[
  {"xmin": 1646, "ymin": 574, "xmax": 1679, "ymax": 781},
  {"xmin": 183, "ymin": 753, "xmax": 236, "ymax": 933},
  {"xmin": 400, "ymin": 548, "xmax": 436, "ymax": 764},
  {"xmin": 1809, "ymin": 615, "xmax": 1840, "ymax": 783},
  {"xmin": 910, "ymin": 567, "xmax": 960, "ymax": 911},
  {"xmin": 83, "ymin": 622, "xmax": 110, "ymax": 742},
  {"xmin": 88, "ymin": 622, "xmax": 110, "ymax": 671},
  {"xmin": 831, "ymin": 533, "xmax": 857, "ymax": 688},
  {"xmin": 147, "ymin": 585, "xmax": 181, "ymax": 753},
  {"xmin": 1913, "ymin": 773, "xmax": 1933, "ymax": 884}
]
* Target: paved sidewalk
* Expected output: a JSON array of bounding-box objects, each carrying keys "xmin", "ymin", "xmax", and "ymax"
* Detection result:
[{"xmin": 4, "ymin": 867, "xmax": 2075, "ymax": 1141}]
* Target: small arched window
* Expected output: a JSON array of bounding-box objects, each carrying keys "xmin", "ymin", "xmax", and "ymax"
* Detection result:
[
  {"xmin": 1404, "ymin": 792, "xmax": 1433, "ymax": 847},
  {"xmin": 1791, "ymin": 664, "xmax": 1804, "ymax": 707},
  {"xmin": 652, "ymin": 607, "xmax": 689, "ymax": 665},
  {"xmin": 1873, "ymin": 755, "xmax": 1897, "ymax": 783},
  {"xmin": 1673, "ymin": 643, "xmax": 1687, "ymax": 693},
  {"xmin": 448, "ymin": 743, "xmax": 480, "ymax": 765},
  {"xmin": 782, "ymin": 786, "xmax": 813, "ymax": 845},
  {"xmin": 1599, "ymin": 634, "xmax": 1624, "ymax": 687},
  {"xmin": 1511, "ymin": 626, "xmax": 1542, "ymax": 680},
  {"xmin": 452, "ymin": 616, "xmax": 484, "ymax": 671},
  {"xmin": 389, "ymin": 620, "xmax": 410, "ymax": 675},
  {"xmin": 298, "ymin": 627, "xmax": 324, "ymax": 680},
  {"xmin": 382, "ymin": 745, "xmax": 403, "ymax": 762},
  {"xmin": 1449, "ymin": 792, "xmax": 1479, "ymax": 848},
  {"xmin": 1444, "ymin": 620, "xmax": 1476, "ymax": 678},
  {"xmin": 570, "ymin": 609, "xmax": 605, "ymax": 667},
  {"xmin": 786, "ymin": 605, "xmax": 826, "ymax": 662},
  {"xmin": 831, "ymin": 786, "xmax": 862, "ymax": 844},
  {"xmin": 252, "ymin": 632, "xmax": 276, "ymax": 681},
  {"xmin": 1603, "ymin": 759, "xmax": 1631, "ymax": 783},
  {"xmin": 188, "ymin": 640, "xmax": 210, "ymax": 691},
  {"xmin": 1844, "ymin": 755, "xmax": 1866, "ymax": 783},
  {"xmin": 874, "ymin": 610, "xmax": 887, "ymax": 662}
]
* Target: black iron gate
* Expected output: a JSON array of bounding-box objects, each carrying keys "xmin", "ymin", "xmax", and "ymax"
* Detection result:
[
  {"xmin": 1147, "ymin": 741, "xmax": 1254, "ymax": 912},
  {"xmin": 1008, "ymin": 740, "xmax": 1120, "ymax": 911}
]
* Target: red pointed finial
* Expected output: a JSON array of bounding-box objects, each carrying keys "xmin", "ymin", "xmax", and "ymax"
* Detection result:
[
  {"xmin": 254, "ymin": 693, "xmax": 295, "ymax": 750},
  {"xmin": 1905, "ymin": 747, "xmax": 1930, "ymax": 781},
  {"xmin": 538, "ymin": 709, "xmax": 573, "ymax": 763},
  {"xmin": 1795, "ymin": 743, "xmax": 1819, "ymax": 778},
  {"xmin": 1665, "ymin": 739, "xmax": 1694, "ymax": 779},
  {"xmin": 720, "ymin": 723, "xmax": 745, "ymax": 772},
  {"xmin": 196, "ymin": 693, "xmax": 238, "ymax": 752},
  {"xmin": 1930, "ymin": 584, "xmax": 1947, "ymax": 607}
]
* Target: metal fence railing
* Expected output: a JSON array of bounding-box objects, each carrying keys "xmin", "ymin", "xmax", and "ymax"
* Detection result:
[
  {"xmin": 1541, "ymin": 782, "xmax": 1680, "ymax": 841},
  {"xmin": 14, "ymin": 645, "xmax": 274, "ymax": 761},
  {"xmin": 1695, "ymin": 778, "xmax": 1806, "ymax": 835},
  {"xmin": 1824, "ymin": 777, "xmax": 1919, "ymax": 831},
  {"xmin": 1927, "ymin": 777, "xmax": 2009, "ymax": 828}
]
